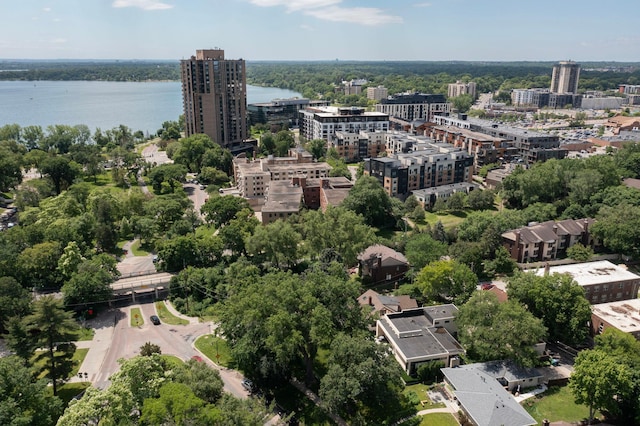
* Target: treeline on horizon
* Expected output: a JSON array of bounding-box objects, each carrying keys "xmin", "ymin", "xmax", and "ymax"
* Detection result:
[{"xmin": 0, "ymin": 60, "xmax": 639, "ymax": 96}]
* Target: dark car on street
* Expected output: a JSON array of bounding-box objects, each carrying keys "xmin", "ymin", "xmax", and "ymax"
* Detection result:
[{"xmin": 150, "ymin": 315, "xmax": 161, "ymax": 325}]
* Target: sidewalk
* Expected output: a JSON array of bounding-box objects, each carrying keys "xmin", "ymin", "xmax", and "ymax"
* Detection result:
[
  {"xmin": 68, "ymin": 316, "xmax": 115, "ymax": 386},
  {"xmin": 163, "ymin": 299, "xmax": 200, "ymax": 325}
]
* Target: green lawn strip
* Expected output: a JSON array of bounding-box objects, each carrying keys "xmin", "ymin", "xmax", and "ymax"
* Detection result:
[
  {"xmin": 195, "ymin": 224, "xmax": 217, "ymax": 238},
  {"xmin": 403, "ymin": 383, "xmax": 445, "ymax": 411},
  {"xmin": 194, "ymin": 334, "xmax": 232, "ymax": 368},
  {"xmin": 71, "ymin": 327, "xmax": 95, "ymax": 341},
  {"xmin": 32, "ymin": 347, "xmax": 89, "ymax": 380},
  {"xmin": 130, "ymin": 239, "xmax": 150, "ymax": 256},
  {"xmin": 522, "ymin": 385, "xmax": 597, "ymax": 424},
  {"xmin": 161, "ymin": 354, "xmax": 184, "ymax": 368},
  {"xmin": 418, "ymin": 413, "xmax": 458, "ymax": 426},
  {"xmin": 424, "ymin": 211, "xmax": 468, "ymax": 229},
  {"xmin": 155, "ymin": 301, "xmax": 189, "ymax": 325},
  {"xmin": 52, "ymin": 382, "xmax": 91, "ymax": 406},
  {"xmin": 130, "ymin": 307, "xmax": 144, "ymax": 327}
]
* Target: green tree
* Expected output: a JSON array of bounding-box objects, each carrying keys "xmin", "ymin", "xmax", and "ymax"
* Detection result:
[
  {"xmin": 507, "ymin": 272, "xmax": 591, "ymax": 345},
  {"xmin": 447, "ymin": 191, "xmax": 467, "ymax": 211},
  {"xmin": 200, "ymin": 195, "xmax": 251, "ymax": 228},
  {"xmin": 140, "ymin": 342, "xmax": 162, "ymax": 356},
  {"xmin": 319, "ymin": 333, "xmax": 404, "ymax": 423},
  {"xmin": 298, "ymin": 206, "xmax": 377, "ymax": 266},
  {"xmin": 570, "ymin": 349, "xmax": 634, "ymax": 425},
  {"xmin": 171, "ymin": 134, "xmax": 215, "ymax": 173},
  {"xmin": 591, "ymin": 204, "xmax": 640, "ymax": 256},
  {"xmin": 415, "ymin": 259, "xmax": 478, "ymax": 305},
  {"xmin": 61, "ymin": 255, "xmax": 117, "ymax": 308},
  {"xmin": 0, "ymin": 276, "xmax": 32, "ymax": 335},
  {"xmin": 567, "ymin": 243, "xmax": 594, "ymax": 261},
  {"xmin": 173, "ymin": 358, "xmax": 225, "ymax": 404},
  {"xmin": 147, "ymin": 163, "xmax": 188, "ymax": 193},
  {"xmin": 219, "ymin": 267, "xmax": 365, "ymax": 386},
  {"xmin": 246, "ymin": 219, "xmax": 301, "ymax": 269},
  {"xmin": 140, "ymin": 382, "xmax": 220, "ymax": 425},
  {"xmin": 17, "ymin": 241, "xmax": 62, "ymax": 291},
  {"xmin": 467, "ymin": 188, "xmax": 495, "ymax": 210},
  {"xmin": 457, "ymin": 292, "xmax": 547, "ymax": 367},
  {"xmin": 341, "ymin": 175, "xmax": 394, "ymax": 228},
  {"xmin": 0, "ymin": 356, "xmax": 63, "ymax": 426},
  {"xmin": 451, "ymin": 94, "xmax": 474, "ymax": 112},
  {"xmin": 306, "ymin": 138, "xmax": 327, "ymax": 160},
  {"xmin": 0, "ymin": 147, "xmax": 23, "ymax": 192},
  {"xmin": 24, "ymin": 296, "xmax": 79, "ymax": 396},
  {"xmin": 40, "ymin": 155, "xmax": 81, "ymax": 195}
]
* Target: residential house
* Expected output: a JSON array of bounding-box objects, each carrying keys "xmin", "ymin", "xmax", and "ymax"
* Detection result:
[
  {"xmin": 441, "ymin": 363, "xmax": 538, "ymax": 426},
  {"xmin": 358, "ymin": 244, "xmax": 410, "ymax": 285},
  {"xmin": 358, "ymin": 289, "xmax": 418, "ymax": 318},
  {"xmin": 376, "ymin": 306, "xmax": 464, "ymax": 375}
]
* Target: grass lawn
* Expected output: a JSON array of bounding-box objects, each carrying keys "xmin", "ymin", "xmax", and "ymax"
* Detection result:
[
  {"xmin": 418, "ymin": 413, "xmax": 458, "ymax": 426},
  {"xmin": 523, "ymin": 385, "xmax": 596, "ymax": 424},
  {"xmin": 155, "ymin": 301, "xmax": 189, "ymax": 325},
  {"xmin": 130, "ymin": 239, "xmax": 150, "ymax": 256},
  {"xmin": 194, "ymin": 334, "xmax": 233, "ymax": 368},
  {"xmin": 71, "ymin": 327, "xmax": 95, "ymax": 341},
  {"xmin": 52, "ymin": 382, "xmax": 91, "ymax": 405},
  {"xmin": 424, "ymin": 211, "xmax": 468, "ymax": 229},
  {"xmin": 403, "ymin": 383, "xmax": 445, "ymax": 411},
  {"xmin": 32, "ymin": 347, "xmax": 89, "ymax": 380},
  {"xmin": 195, "ymin": 224, "xmax": 217, "ymax": 238},
  {"xmin": 130, "ymin": 307, "xmax": 144, "ymax": 327},
  {"xmin": 161, "ymin": 354, "xmax": 184, "ymax": 368}
]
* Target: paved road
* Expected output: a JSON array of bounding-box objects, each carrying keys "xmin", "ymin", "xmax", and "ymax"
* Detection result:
[
  {"xmin": 183, "ymin": 183, "xmax": 209, "ymax": 218},
  {"xmin": 141, "ymin": 143, "xmax": 172, "ymax": 165},
  {"xmin": 82, "ymin": 301, "xmax": 249, "ymax": 399}
]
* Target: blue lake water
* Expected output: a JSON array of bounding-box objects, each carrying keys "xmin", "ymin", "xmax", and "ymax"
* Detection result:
[{"xmin": 0, "ymin": 81, "xmax": 302, "ymax": 134}]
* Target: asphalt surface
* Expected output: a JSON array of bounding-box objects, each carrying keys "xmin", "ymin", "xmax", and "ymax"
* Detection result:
[{"xmin": 74, "ymin": 301, "xmax": 249, "ymax": 399}]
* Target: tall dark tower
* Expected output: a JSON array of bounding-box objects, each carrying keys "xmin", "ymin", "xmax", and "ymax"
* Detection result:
[
  {"xmin": 550, "ymin": 61, "xmax": 580, "ymax": 94},
  {"xmin": 180, "ymin": 49, "xmax": 247, "ymax": 149}
]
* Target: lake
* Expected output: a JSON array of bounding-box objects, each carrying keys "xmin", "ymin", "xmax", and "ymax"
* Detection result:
[{"xmin": 0, "ymin": 81, "xmax": 302, "ymax": 135}]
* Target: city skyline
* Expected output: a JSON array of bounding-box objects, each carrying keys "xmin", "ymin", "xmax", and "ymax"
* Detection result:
[{"xmin": 0, "ymin": 0, "xmax": 638, "ymax": 62}]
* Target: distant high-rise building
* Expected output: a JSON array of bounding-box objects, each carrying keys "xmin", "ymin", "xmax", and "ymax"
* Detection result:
[
  {"xmin": 367, "ymin": 85, "xmax": 388, "ymax": 101},
  {"xmin": 551, "ymin": 61, "xmax": 580, "ymax": 94},
  {"xmin": 448, "ymin": 81, "xmax": 477, "ymax": 99},
  {"xmin": 180, "ymin": 49, "xmax": 248, "ymax": 150}
]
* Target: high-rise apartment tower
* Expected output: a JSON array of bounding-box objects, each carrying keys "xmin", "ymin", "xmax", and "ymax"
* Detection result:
[
  {"xmin": 550, "ymin": 61, "xmax": 580, "ymax": 94},
  {"xmin": 180, "ymin": 49, "xmax": 248, "ymax": 149}
]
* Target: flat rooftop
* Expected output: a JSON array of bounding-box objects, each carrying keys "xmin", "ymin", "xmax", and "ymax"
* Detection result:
[
  {"xmin": 529, "ymin": 260, "xmax": 640, "ymax": 286},
  {"xmin": 592, "ymin": 299, "xmax": 640, "ymax": 334}
]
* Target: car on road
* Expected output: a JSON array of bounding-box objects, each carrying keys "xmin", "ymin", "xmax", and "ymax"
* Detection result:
[
  {"xmin": 241, "ymin": 378, "xmax": 254, "ymax": 392},
  {"xmin": 150, "ymin": 315, "xmax": 161, "ymax": 325},
  {"xmin": 199, "ymin": 184, "xmax": 206, "ymax": 190}
]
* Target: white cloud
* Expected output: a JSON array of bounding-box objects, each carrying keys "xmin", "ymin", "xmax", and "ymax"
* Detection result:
[
  {"xmin": 248, "ymin": 0, "xmax": 401, "ymax": 25},
  {"xmin": 304, "ymin": 6, "xmax": 403, "ymax": 25},
  {"xmin": 414, "ymin": 2, "xmax": 432, "ymax": 7},
  {"xmin": 112, "ymin": 0, "xmax": 173, "ymax": 11}
]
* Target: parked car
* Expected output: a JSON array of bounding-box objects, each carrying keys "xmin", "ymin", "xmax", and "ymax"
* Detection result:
[
  {"xmin": 241, "ymin": 378, "xmax": 254, "ymax": 392},
  {"xmin": 150, "ymin": 315, "xmax": 161, "ymax": 325}
]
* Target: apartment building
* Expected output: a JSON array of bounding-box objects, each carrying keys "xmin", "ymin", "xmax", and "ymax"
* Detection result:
[
  {"xmin": 233, "ymin": 149, "xmax": 331, "ymax": 205},
  {"xmin": 367, "ymin": 85, "xmax": 388, "ymax": 101},
  {"xmin": 412, "ymin": 182, "xmax": 478, "ymax": 210},
  {"xmin": 375, "ymin": 93, "xmax": 451, "ymax": 122},
  {"xmin": 447, "ymin": 80, "xmax": 477, "ymax": 99},
  {"xmin": 299, "ymin": 106, "xmax": 389, "ymax": 141},
  {"xmin": 247, "ymin": 98, "xmax": 329, "ymax": 127},
  {"xmin": 551, "ymin": 61, "xmax": 581, "ymax": 94},
  {"xmin": 501, "ymin": 218, "xmax": 598, "ymax": 263},
  {"xmin": 364, "ymin": 141, "xmax": 473, "ymax": 198},
  {"xmin": 329, "ymin": 130, "xmax": 386, "ymax": 162},
  {"xmin": 530, "ymin": 261, "xmax": 640, "ymax": 305},
  {"xmin": 180, "ymin": 49, "xmax": 248, "ymax": 151},
  {"xmin": 591, "ymin": 299, "xmax": 640, "ymax": 339}
]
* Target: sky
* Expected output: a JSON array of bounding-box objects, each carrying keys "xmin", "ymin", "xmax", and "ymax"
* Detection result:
[{"xmin": 0, "ymin": 0, "xmax": 638, "ymax": 62}]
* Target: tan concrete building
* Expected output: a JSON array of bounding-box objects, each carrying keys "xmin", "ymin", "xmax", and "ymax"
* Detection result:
[
  {"xmin": 367, "ymin": 85, "xmax": 388, "ymax": 101},
  {"xmin": 591, "ymin": 299, "xmax": 640, "ymax": 339},
  {"xmin": 551, "ymin": 61, "xmax": 580, "ymax": 94},
  {"xmin": 180, "ymin": 49, "xmax": 248, "ymax": 151},
  {"xmin": 329, "ymin": 130, "xmax": 386, "ymax": 162},
  {"xmin": 447, "ymin": 80, "xmax": 477, "ymax": 99}
]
